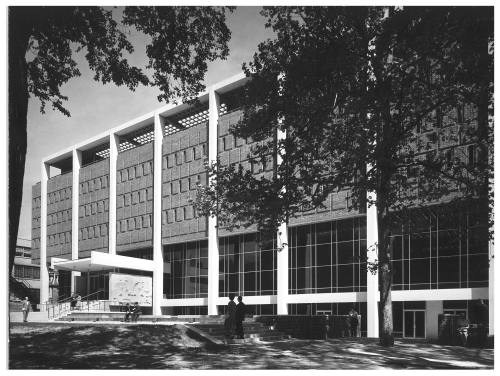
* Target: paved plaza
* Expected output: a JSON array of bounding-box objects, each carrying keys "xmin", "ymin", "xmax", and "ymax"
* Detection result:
[{"xmin": 9, "ymin": 322, "xmax": 494, "ymax": 369}]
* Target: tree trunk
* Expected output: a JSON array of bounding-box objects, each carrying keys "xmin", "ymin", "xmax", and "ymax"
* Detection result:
[
  {"xmin": 8, "ymin": 8, "xmax": 31, "ymax": 275},
  {"xmin": 377, "ymin": 205, "xmax": 394, "ymax": 346}
]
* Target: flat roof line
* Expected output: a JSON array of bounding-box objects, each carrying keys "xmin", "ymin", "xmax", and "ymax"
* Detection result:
[{"xmin": 42, "ymin": 73, "xmax": 248, "ymax": 164}]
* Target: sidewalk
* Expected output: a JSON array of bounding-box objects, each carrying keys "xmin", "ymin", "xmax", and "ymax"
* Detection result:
[{"xmin": 9, "ymin": 311, "xmax": 50, "ymax": 323}]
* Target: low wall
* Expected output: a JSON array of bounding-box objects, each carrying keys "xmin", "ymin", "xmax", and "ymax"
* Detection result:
[
  {"xmin": 109, "ymin": 304, "xmax": 153, "ymax": 315},
  {"xmin": 255, "ymin": 315, "xmax": 361, "ymax": 339}
]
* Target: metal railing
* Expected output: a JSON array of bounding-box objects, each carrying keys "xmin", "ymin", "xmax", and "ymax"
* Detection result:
[{"xmin": 44, "ymin": 290, "xmax": 111, "ymax": 319}]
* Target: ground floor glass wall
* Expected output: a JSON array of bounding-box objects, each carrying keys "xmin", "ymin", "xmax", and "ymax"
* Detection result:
[
  {"xmin": 217, "ymin": 304, "xmax": 277, "ymax": 316},
  {"xmin": 288, "ymin": 302, "xmax": 367, "ymax": 336},
  {"xmin": 390, "ymin": 204, "xmax": 489, "ymax": 290},
  {"xmin": 288, "ymin": 217, "xmax": 367, "ymax": 294},
  {"xmin": 163, "ymin": 240, "xmax": 208, "ymax": 299},
  {"xmin": 219, "ymin": 233, "xmax": 277, "ymax": 297}
]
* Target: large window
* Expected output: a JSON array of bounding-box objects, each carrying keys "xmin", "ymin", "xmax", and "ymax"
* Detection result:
[
  {"xmin": 391, "ymin": 204, "xmax": 489, "ymax": 290},
  {"xmin": 219, "ymin": 233, "xmax": 277, "ymax": 296},
  {"xmin": 289, "ymin": 217, "xmax": 367, "ymax": 294},
  {"xmin": 13, "ymin": 265, "xmax": 40, "ymax": 279},
  {"xmin": 288, "ymin": 302, "xmax": 367, "ymax": 336},
  {"xmin": 163, "ymin": 240, "xmax": 208, "ymax": 299}
]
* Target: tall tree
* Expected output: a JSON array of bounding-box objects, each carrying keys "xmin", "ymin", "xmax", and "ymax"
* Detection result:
[
  {"xmin": 8, "ymin": 6, "xmax": 233, "ymax": 276},
  {"xmin": 195, "ymin": 6, "xmax": 492, "ymax": 346}
]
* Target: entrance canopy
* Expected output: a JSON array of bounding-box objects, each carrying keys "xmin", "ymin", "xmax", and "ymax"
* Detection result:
[{"xmin": 52, "ymin": 251, "xmax": 155, "ymax": 273}]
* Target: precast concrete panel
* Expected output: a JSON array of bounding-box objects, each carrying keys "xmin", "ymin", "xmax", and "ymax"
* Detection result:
[
  {"xmin": 78, "ymin": 159, "xmax": 109, "ymax": 258},
  {"xmin": 46, "ymin": 172, "xmax": 73, "ymax": 259},
  {"xmin": 162, "ymin": 121, "xmax": 209, "ymax": 244},
  {"xmin": 31, "ymin": 182, "xmax": 41, "ymax": 264},
  {"xmin": 116, "ymin": 142, "xmax": 154, "ymax": 252}
]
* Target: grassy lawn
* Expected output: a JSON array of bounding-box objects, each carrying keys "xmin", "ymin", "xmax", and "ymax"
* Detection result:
[{"xmin": 9, "ymin": 323, "xmax": 494, "ymax": 369}]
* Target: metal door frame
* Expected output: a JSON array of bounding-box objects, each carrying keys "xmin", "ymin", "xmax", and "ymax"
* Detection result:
[{"xmin": 403, "ymin": 309, "xmax": 426, "ymax": 338}]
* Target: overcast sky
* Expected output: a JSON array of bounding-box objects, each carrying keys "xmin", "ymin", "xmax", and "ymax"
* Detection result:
[{"xmin": 18, "ymin": 6, "xmax": 274, "ymax": 240}]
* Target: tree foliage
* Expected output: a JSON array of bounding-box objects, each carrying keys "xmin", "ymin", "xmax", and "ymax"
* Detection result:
[
  {"xmin": 195, "ymin": 6, "xmax": 493, "ymax": 345},
  {"xmin": 9, "ymin": 6, "xmax": 233, "ymax": 276}
]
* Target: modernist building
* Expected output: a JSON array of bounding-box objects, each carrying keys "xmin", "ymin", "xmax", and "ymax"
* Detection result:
[
  {"xmin": 31, "ymin": 73, "xmax": 493, "ymax": 339},
  {"xmin": 11, "ymin": 238, "xmax": 40, "ymax": 304}
]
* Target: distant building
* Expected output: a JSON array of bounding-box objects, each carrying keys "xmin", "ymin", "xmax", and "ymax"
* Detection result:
[
  {"xmin": 31, "ymin": 73, "xmax": 492, "ymax": 339},
  {"xmin": 11, "ymin": 238, "xmax": 40, "ymax": 304}
]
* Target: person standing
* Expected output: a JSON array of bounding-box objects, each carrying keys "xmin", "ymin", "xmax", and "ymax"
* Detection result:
[
  {"xmin": 348, "ymin": 307, "xmax": 359, "ymax": 337},
  {"xmin": 21, "ymin": 297, "xmax": 31, "ymax": 322},
  {"xmin": 224, "ymin": 294, "xmax": 236, "ymax": 338},
  {"xmin": 235, "ymin": 296, "xmax": 246, "ymax": 339}
]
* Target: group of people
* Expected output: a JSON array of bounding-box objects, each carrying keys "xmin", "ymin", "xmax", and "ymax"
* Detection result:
[
  {"xmin": 123, "ymin": 302, "xmax": 142, "ymax": 322},
  {"xmin": 224, "ymin": 294, "xmax": 246, "ymax": 339}
]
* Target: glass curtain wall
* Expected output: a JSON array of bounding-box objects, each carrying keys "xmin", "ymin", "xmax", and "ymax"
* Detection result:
[
  {"xmin": 288, "ymin": 217, "xmax": 367, "ymax": 294},
  {"xmin": 163, "ymin": 240, "xmax": 208, "ymax": 299},
  {"xmin": 391, "ymin": 203, "xmax": 489, "ymax": 290},
  {"xmin": 219, "ymin": 233, "xmax": 277, "ymax": 296}
]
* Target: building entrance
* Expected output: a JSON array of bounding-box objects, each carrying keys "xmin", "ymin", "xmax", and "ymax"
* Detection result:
[
  {"xmin": 404, "ymin": 310, "xmax": 426, "ymax": 338},
  {"xmin": 78, "ymin": 272, "xmax": 109, "ymax": 300}
]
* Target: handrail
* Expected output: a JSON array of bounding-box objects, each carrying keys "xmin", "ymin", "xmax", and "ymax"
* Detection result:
[{"xmin": 45, "ymin": 290, "xmax": 106, "ymax": 319}]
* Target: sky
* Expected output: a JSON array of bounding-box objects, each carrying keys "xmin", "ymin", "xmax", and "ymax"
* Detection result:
[{"xmin": 18, "ymin": 6, "xmax": 275, "ymax": 241}]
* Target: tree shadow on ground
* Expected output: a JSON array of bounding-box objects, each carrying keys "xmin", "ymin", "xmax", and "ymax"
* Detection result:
[{"xmin": 9, "ymin": 325, "xmax": 494, "ymax": 369}]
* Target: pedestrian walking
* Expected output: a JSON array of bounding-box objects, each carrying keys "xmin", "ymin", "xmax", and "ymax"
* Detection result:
[
  {"xmin": 21, "ymin": 297, "xmax": 31, "ymax": 322},
  {"xmin": 235, "ymin": 296, "xmax": 246, "ymax": 339},
  {"xmin": 224, "ymin": 294, "xmax": 236, "ymax": 338}
]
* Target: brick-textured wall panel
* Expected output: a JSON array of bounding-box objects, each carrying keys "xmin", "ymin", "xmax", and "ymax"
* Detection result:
[
  {"xmin": 46, "ymin": 172, "xmax": 73, "ymax": 260},
  {"xmin": 217, "ymin": 110, "xmax": 271, "ymax": 237},
  {"xmin": 79, "ymin": 159, "xmax": 109, "ymax": 258},
  {"xmin": 162, "ymin": 122, "xmax": 209, "ymax": 244},
  {"xmin": 116, "ymin": 142, "xmax": 154, "ymax": 253},
  {"xmin": 31, "ymin": 182, "xmax": 41, "ymax": 264},
  {"xmin": 217, "ymin": 109, "xmax": 363, "ymax": 232}
]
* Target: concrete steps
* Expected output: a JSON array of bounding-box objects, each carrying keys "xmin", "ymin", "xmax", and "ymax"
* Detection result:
[
  {"xmin": 189, "ymin": 320, "xmax": 291, "ymax": 344},
  {"xmin": 57, "ymin": 311, "xmax": 228, "ymax": 324}
]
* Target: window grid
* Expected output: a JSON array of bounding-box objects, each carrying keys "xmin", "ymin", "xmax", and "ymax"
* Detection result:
[
  {"xmin": 391, "ymin": 206, "xmax": 488, "ymax": 290},
  {"xmin": 289, "ymin": 217, "xmax": 367, "ymax": 295},
  {"xmin": 163, "ymin": 240, "xmax": 208, "ymax": 299},
  {"xmin": 219, "ymin": 233, "xmax": 277, "ymax": 297}
]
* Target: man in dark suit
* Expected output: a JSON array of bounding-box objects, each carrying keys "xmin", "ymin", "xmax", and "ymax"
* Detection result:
[{"xmin": 235, "ymin": 296, "xmax": 246, "ymax": 339}]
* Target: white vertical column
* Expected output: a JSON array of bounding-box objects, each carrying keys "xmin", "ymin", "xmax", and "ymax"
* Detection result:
[
  {"xmin": 108, "ymin": 133, "xmax": 119, "ymax": 255},
  {"xmin": 276, "ymin": 128, "xmax": 288, "ymax": 314},
  {"xmin": 71, "ymin": 149, "xmax": 82, "ymax": 294},
  {"xmin": 366, "ymin": 185, "xmax": 379, "ymax": 338},
  {"xmin": 40, "ymin": 162, "xmax": 50, "ymax": 309},
  {"xmin": 153, "ymin": 113, "xmax": 165, "ymax": 316},
  {"xmin": 207, "ymin": 89, "xmax": 220, "ymax": 315}
]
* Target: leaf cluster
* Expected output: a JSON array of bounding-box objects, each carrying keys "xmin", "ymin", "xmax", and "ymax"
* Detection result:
[
  {"xmin": 195, "ymin": 6, "xmax": 493, "ymax": 236},
  {"xmin": 13, "ymin": 6, "xmax": 234, "ymax": 116}
]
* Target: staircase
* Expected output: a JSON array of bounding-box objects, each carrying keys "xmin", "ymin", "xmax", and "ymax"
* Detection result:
[
  {"xmin": 188, "ymin": 317, "xmax": 291, "ymax": 344},
  {"xmin": 9, "ymin": 276, "xmax": 38, "ymax": 306}
]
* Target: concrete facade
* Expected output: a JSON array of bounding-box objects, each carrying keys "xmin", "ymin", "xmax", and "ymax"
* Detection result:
[{"xmin": 32, "ymin": 73, "xmax": 492, "ymax": 339}]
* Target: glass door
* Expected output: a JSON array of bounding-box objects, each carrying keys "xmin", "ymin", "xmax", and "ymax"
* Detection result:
[
  {"xmin": 404, "ymin": 310, "xmax": 426, "ymax": 338},
  {"xmin": 89, "ymin": 272, "xmax": 109, "ymax": 299}
]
